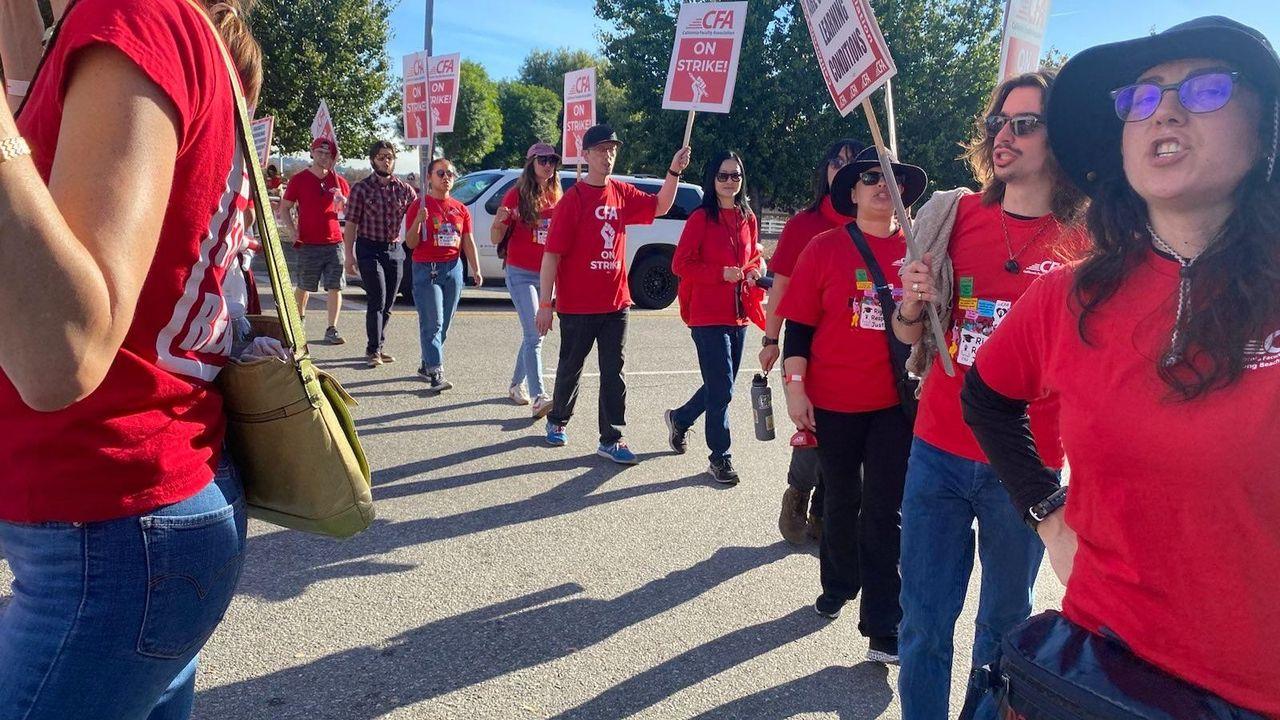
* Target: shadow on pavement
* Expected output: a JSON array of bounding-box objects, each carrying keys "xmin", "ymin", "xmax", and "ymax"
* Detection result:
[
  {"xmin": 692, "ymin": 663, "xmax": 895, "ymax": 719},
  {"xmin": 198, "ymin": 544, "xmax": 794, "ymax": 719}
]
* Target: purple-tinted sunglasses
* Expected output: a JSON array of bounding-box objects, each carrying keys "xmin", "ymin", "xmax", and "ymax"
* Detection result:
[{"xmin": 1111, "ymin": 70, "xmax": 1241, "ymax": 122}]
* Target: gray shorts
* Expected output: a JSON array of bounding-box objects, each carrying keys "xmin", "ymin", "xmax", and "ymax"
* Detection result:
[{"xmin": 295, "ymin": 243, "xmax": 345, "ymax": 292}]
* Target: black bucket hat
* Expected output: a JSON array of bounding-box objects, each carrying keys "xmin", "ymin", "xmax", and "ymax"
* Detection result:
[
  {"xmin": 830, "ymin": 146, "xmax": 928, "ymax": 217},
  {"xmin": 1048, "ymin": 15, "xmax": 1280, "ymax": 197}
]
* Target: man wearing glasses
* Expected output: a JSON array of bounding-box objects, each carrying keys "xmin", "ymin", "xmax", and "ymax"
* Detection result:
[
  {"xmin": 344, "ymin": 140, "xmax": 418, "ymax": 367},
  {"xmin": 887, "ymin": 72, "xmax": 1090, "ymax": 719}
]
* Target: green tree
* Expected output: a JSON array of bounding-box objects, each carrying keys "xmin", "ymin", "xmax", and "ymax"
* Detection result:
[
  {"xmin": 483, "ymin": 82, "xmax": 562, "ymax": 169},
  {"xmin": 595, "ymin": 0, "xmax": 1004, "ymax": 209},
  {"xmin": 249, "ymin": 0, "xmax": 397, "ymax": 155},
  {"xmin": 438, "ymin": 60, "xmax": 502, "ymax": 169}
]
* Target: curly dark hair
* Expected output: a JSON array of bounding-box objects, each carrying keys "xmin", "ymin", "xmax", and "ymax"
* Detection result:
[{"xmin": 1072, "ymin": 94, "xmax": 1280, "ymax": 400}]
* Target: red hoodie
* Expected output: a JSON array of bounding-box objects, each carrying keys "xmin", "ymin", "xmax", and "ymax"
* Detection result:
[{"xmin": 673, "ymin": 207, "xmax": 764, "ymax": 328}]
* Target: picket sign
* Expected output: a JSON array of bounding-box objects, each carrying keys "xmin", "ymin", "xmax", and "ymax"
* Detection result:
[
  {"xmin": 311, "ymin": 100, "xmax": 339, "ymax": 156},
  {"xmin": 800, "ymin": 0, "xmax": 954, "ymax": 375},
  {"xmin": 563, "ymin": 67, "xmax": 597, "ymax": 178},
  {"xmin": 999, "ymin": 0, "xmax": 1052, "ymax": 81},
  {"xmin": 427, "ymin": 52, "xmax": 461, "ymax": 134},
  {"xmin": 662, "ymin": 1, "xmax": 748, "ymax": 147},
  {"xmin": 403, "ymin": 51, "xmax": 431, "ymax": 146},
  {"xmin": 250, "ymin": 116, "xmax": 274, "ymax": 169}
]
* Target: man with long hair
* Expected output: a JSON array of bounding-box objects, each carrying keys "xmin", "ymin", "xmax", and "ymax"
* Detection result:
[{"xmin": 889, "ymin": 71, "xmax": 1088, "ymax": 719}]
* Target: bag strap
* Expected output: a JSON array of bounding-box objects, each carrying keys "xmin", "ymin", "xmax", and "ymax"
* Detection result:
[
  {"xmin": 844, "ymin": 224, "xmax": 914, "ymax": 385},
  {"xmin": 181, "ymin": 0, "xmax": 306, "ymax": 357}
]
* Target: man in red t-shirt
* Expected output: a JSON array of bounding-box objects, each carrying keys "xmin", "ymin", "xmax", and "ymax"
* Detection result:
[
  {"xmin": 279, "ymin": 137, "xmax": 350, "ymax": 345},
  {"xmin": 534, "ymin": 124, "xmax": 690, "ymax": 464},
  {"xmin": 888, "ymin": 72, "xmax": 1089, "ymax": 720}
]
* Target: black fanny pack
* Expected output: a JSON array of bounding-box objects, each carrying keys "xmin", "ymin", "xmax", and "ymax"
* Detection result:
[
  {"xmin": 960, "ymin": 611, "xmax": 1267, "ymax": 720},
  {"xmin": 845, "ymin": 225, "xmax": 918, "ymax": 422}
]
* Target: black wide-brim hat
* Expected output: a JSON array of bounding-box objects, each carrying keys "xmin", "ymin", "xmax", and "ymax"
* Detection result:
[
  {"xmin": 830, "ymin": 145, "xmax": 928, "ymax": 217},
  {"xmin": 1048, "ymin": 15, "xmax": 1280, "ymax": 197}
]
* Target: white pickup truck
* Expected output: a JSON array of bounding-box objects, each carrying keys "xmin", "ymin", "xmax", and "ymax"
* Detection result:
[{"xmin": 395, "ymin": 169, "xmax": 703, "ymax": 309}]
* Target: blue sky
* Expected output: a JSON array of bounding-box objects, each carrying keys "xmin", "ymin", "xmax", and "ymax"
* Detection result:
[{"xmin": 386, "ymin": 0, "xmax": 1280, "ymax": 82}]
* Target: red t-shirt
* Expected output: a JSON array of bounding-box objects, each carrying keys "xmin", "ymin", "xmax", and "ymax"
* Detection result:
[
  {"xmin": 768, "ymin": 196, "xmax": 851, "ymax": 278},
  {"xmin": 975, "ymin": 255, "xmax": 1280, "ymax": 716},
  {"xmin": 1, "ymin": 0, "xmax": 249, "ymax": 522},
  {"xmin": 914, "ymin": 195, "xmax": 1085, "ymax": 467},
  {"xmin": 673, "ymin": 207, "xmax": 762, "ymax": 327},
  {"xmin": 546, "ymin": 179, "xmax": 658, "ymax": 314},
  {"xmin": 283, "ymin": 168, "xmax": 348, "ymax": 245},
  {"xmin": 499, "ymin": 187, "xmax": 556, "ymax": 273},
  {"xmin": 777, "ymin": 227, "xmax": 906, "ymax": 413},
  {"xmin": 406, "ymin": 195, "xmax": 472, "ymax": 263}
]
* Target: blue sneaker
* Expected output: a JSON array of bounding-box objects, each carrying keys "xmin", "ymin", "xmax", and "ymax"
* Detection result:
[
  {"xmin": 597, "ymin": 441, "xmax": 639, "ymax": 465},
  {"xmin": 545, "ymin": 420, "xmax": 567, "ymax": 447}
]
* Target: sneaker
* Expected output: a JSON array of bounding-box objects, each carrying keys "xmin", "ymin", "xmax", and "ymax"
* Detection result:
[
  {"xmin": 814, "ymin": 594, "xmax": 845, "ymax": 619},
  {"xmin": 545, "ymin": 420, "xmax": 567, "ymax": 447},
  {"xmin": 378, "ymin": 352, "xmax": 396, "ymax": 364},
  {"xmin": 531, "ymin": 395, "xmax": 553, "ymax": 419},
  {"xmin": 778, "ymin": 486, "xmax": 811, "ymax": 544},
  {"xmin": 428, "ymin": 371, "xmax": 452, "ymax": 392},
  {"xmin": 664, "ymin": 409, "xmax": 689, "ymax": 454},
  {"xmin": 597, "ymin": 441, "xmax": 639, "ymax": 465},
  {"xmin": 325, "ymin": 326, "xmax": 345, "ymax": 345},
  {"xmin": 866, "ymin": 636, "xmax": 900, "ymax": 665},
  {"xmin": 707, "ymin": 458, "xmax": 740, "ymax": 485},
  {"xmin": 366, "ymin": 353, "xmax": 383, "ymax": 367},
  {"xmin": 417, "ymin": 366, "xmax": 432, "ymax": 381},
  {"xmin": 509, "ymin": 383, "xmax": 531, "ymax": 406}
]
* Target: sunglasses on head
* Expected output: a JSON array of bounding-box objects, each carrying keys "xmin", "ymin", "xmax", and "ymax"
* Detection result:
[
  {"xmin": 985, "ymin": 113, "xmax": 1046, "ymax": 138},
  {"xmin": 859, "ymin": 170, "xmax": 905, "ymax": 186},
  {"xmin": 1111, "ymin": 70, "xmax": 1240, "ymax": 122},
  {"xmin": 715, "ymin": 172, "xmax": 743, "ymax": 182},
  {"xmin": 434, "ymin": 169, "xmax": 456, "ymax": 179},
  {"xmin": 534, "ymin": 155, "xmax": 561, "ymax": 166}
]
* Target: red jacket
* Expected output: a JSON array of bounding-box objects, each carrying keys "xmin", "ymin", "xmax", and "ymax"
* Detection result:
[{"xmin": 673, "ymin": 207, "xmax": 765, "ymax": 328}]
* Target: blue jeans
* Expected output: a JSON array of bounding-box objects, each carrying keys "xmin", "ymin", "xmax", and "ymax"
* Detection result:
[
  {"xmin": 412, "ymin": 258, "xmax": 463, "ymax": 370},
  {"xmin": 505, "ymin": 264, "xmax": 545, "ymax": 398},
  {"xmin": 672, "ymin": 325, "xmax": 746, "ymax": 462},
  {"xmin": 898, "ymin": 438, "xmax": 1044, "ymax": 720},
  {"xmin": 0, "ymin": 456, "xmax": 247, "ymax": 720}
]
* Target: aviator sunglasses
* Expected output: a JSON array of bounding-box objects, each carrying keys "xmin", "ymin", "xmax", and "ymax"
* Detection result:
[
  {"xmin": 1111, "ymin": 70, "xmax": 1241, "ymax": 122},
  {"xmin": 984, "ymin": 113, "xmax": 1046, "ymax": 138}
]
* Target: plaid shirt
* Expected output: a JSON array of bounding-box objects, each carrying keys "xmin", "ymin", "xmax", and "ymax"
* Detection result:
[{"xmin": 345, "ymin": 174, "xmax": 418, "ymax": 242}]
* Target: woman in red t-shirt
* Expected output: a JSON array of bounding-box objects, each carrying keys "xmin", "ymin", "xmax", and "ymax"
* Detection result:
[
  {"xmin": 777, "ymin": 147, "xmax": 927, "ymax": 664},
  {"xmin": 491, "ymin": 142, "xmax": 562, "ymax": 417},
  {"xmin": 963, "ymin": 17, "xmax": 1280, "ymax": 717},
  {"xmin": 763, "ymin": 138, "xmax": 863, "ymax": 544},
  {"xmin": 0, "ymin": 0, "xmax": 261, "ymax": 716},
  {"xmin": 665, "ymin": 151, "xmax": 764, "ymax": 485}
]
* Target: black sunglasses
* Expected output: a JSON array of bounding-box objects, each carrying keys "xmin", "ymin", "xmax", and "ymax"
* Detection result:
[
  {"xmin": 984, "ymin": 113, "xmax": 1046, "ymax": 138},
  {"xmin": 716, "ymin": 172, "xmax": 743, "ymax": 182},
  {"xmin": 534, "ymin": 155, "xmax": 561, "ymax": 166},
  {"xmin": 434, "ymin": 169, "xmax": 456, "ymax": 178},
  {"xmin": 1111, "ymin": 70, "xmax": 1241, "ymax": 122},
  {"xmin": 859, "ymin": 170, "xmax": 905, "ymax": 187}
]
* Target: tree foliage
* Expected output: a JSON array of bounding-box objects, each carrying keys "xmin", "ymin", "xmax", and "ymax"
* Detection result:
[
  {"xmin": 438, "ymin": 60, "xmax": 503, "ymax": 169},
  {"xmin": 516, "ymin": 48, "xmax": 631, "ymax": 156},
  {"xmin": 483, "ymin": 82, "xmax": 562, "ymax": 169},
  {"xmin": 594, "ymin": 0, "xmax": 1005, "ymax": 209},
  {"xmin": 249, "ymin": 0, "xmax": 397, "ymax": 155}
]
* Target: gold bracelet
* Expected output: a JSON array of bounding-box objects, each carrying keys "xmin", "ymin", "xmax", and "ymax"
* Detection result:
[{"xmin": 0, "ymin": 136, "xmax": 32, "ymax": 164}]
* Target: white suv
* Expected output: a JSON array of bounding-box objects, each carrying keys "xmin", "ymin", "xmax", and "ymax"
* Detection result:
[{"xmin": 408, "ymin": 169, "xmax": 703, "ymax": 309}]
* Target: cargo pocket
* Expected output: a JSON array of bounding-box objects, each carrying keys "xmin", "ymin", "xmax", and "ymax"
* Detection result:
[{"xmin": 136, "ymin": 500, "xmax": 246, "ymax": 659}]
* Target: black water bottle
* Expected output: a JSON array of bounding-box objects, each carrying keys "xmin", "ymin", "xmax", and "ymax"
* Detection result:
[{"xmin": 751, "ymin": 373, "xmax": 776, "ymax": 441}]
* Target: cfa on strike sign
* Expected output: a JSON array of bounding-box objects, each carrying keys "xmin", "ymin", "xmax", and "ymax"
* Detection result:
[
  {"xmin": 402, "ymin": 51, "xmax": 462, "ymax": 146},
  {"xmin": 662, "ymin": 1, "xmax": 748, "ymax": 113},
  {"xmin": 562, "ymin": 68, "xmax": 597, "ymax": 165},
  {"xmin": 800, "ymin": 0, "xmax": 897, "ymax": 116}
]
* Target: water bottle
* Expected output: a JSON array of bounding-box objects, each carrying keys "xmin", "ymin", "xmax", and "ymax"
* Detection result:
[{"xmin": 751, "ymin": 373, "xmax": 776, "ymax": 441}]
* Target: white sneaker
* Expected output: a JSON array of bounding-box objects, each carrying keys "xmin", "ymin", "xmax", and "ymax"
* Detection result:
[
  {"xmin": 509, "ymin": 383, "xmax": 531, "ymax": 405},
  {"xmin": 531, "ymin": 395, "xmax": 553, "ymax": 418}
]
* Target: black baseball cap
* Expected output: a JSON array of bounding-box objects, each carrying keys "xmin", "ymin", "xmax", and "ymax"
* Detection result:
[{"xmin": 581, "ymin": 124, "xmax": 622, "ymax": 151}]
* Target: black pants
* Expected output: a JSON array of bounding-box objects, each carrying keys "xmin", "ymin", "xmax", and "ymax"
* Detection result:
[
  {"xmin": 787, "ymin": 447, "xmax": 825, "ymax": 518},
  {"xmin": 549, "ymin": 310, "xmax": 628, "ymax": 445},
  {"xmin": 814, "ymin": 404, "xmax": 913, "ymax": 638},
  {"xmin": 355, "ymin": 238, "xmax": 405, "ymax": 355}
]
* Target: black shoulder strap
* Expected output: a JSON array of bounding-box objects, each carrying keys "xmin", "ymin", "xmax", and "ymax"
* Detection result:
[{"xmin": 845, "ymin": 224, "xmax": 913, "ymax": 383}]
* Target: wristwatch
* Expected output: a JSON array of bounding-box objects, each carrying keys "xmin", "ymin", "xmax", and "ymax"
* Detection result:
[
  {"xmin": 1025, "ymin": 486, "xmax": 1067, "ymax": 531},
  {"xmin": 761, "ymin": 336, "xmax": 779, "ymax": 347}
]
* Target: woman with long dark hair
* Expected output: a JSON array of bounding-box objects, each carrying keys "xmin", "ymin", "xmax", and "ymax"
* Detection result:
[
  {"xmin": 963, "ymin": 16, "xmax": 1280, "ymax": 716},
  {"xmin": 0, "ymin": 0, "xmax": 261, "ymax": 716},
  {"xmin": 492, "ymin": 142, "xmax": 563, "ymax": 416},
  {"xmin": 665, "ymin": 151, "xmax": 764, "ymax": 484},
  {"xmin": 763, "ymin": 137, "xmax": 864, "ymax": 542}
]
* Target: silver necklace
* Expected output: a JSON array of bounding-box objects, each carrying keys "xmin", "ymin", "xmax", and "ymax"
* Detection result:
[{"xmin": 1147, "ymin": 223, "xmax": 1203, "ymax": 366}]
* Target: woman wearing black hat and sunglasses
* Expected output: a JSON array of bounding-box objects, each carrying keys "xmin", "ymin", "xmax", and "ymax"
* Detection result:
[
  {"xmin": 776, "ymin": 146, "xmax": 927, "ymax": 664},
  {"xmin": 963, "ymin": 16, "xmax": 1280, "ymax": 716}
]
